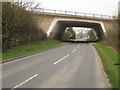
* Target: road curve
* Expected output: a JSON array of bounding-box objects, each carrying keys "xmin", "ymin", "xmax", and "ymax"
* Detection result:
[{"xmin": 2, "ymin": 43, "xmax": 108, "ymax": 88}]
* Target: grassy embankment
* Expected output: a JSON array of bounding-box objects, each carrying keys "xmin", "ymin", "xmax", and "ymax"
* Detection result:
[
  {"xmin": 93, "ymin": 43, "xmax": 119, "ymax": 88},
  {"xmin": 2, "ymin": 40, "xmax": 64, "ymax": 61}
]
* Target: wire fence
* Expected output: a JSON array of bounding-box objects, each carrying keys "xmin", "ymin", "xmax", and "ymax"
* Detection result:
[{"xmin": 34, "ymin": 8, "xmax": 113, "ymax": 20}]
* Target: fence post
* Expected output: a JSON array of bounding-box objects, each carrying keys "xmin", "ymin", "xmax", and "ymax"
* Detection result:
[
  {"xmin": 75, "ymin": 12, "xmax": 77, "ymax": 15},
  {"xmin": 84, "ymin": 13, "xmax": 86, "ymax": 17},
  {"xmin": 93, "ymin": 14, "xmax": 95, "ymax": 18},
  {"xmin": 65, "ymin": 11, "xmax": 67, "ymax": 14},
  {"xmin": 109, "ymin": 16, "xmax": 111, "ymax": 19},
  {"xmin": 101, "ymin": 15, "xmax": 103, "ymax": 19},
  {"xmin": 54, "ymin": 10, "xmax": 56, "ymax": 13},
  {"xmin": 43, "ymin": 9, "xmax": 44, "ymax": 13}
]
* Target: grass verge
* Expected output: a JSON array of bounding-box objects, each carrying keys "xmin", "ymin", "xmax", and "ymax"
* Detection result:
[
  {"xmin": 93, "ymin": 43, "xmax": 119, "ymax": 88},
  {"xmin": 2, "ymin": 40, "xmax": 64, "ymax": 61}
]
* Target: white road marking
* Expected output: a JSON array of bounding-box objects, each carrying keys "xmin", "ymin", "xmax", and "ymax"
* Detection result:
[
  {"xmin": 53, "ymin": 54, "xmax": 70, "ymax": 64},
  {"xmin": 72, "ymin": 49, "xmax": 77, "ymax": 52},
  {"xmin": 13, "ymin": 74, "xmax": 38, "ymax": 88},
  {"xmin": 72, "ymin": 44, "xmax": 79, "ymax": 53}
]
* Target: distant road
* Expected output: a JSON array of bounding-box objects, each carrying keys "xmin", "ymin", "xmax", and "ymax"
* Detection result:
[
  {"xmin": 2, "ymin": 43, "xmax": 108, "ymax": 88},
  {"xmin": 73, "ymin": 37, "xmax": 88, "ymax": 41}
]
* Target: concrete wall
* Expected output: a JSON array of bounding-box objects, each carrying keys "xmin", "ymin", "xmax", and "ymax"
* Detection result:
[{"xmin": 34, "ymin": 14, "xmax": 54, "ymax": 33}]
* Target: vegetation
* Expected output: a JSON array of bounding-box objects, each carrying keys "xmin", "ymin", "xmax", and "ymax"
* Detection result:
[
  {"xmin": 2, "ymin": 2, "xmax": 65, "ymax": 62},
  {"xmin": 86, "ymin": 29, "xmax": 97, "ymax": 41},
  {"xmin": 2, "ymin": 40, "xmax": 64, "ymax": 61},
  {"xmin": 93, "ymin": 43, "xmax": 119, "ymax": 88},
  {"xmin": 2, "ymin": 2, "xmax": 47, "ymax": 51},
  {"xmin": 62, "ymin": 27, "xmax": 76, "ymax": 40},
  {"xmin": 97, "ymin": 16, "xmax": 119, "ymax": 88},
  {"xmin": 75, "ymin": 31, "xmax": 83, "ymax": 39}
]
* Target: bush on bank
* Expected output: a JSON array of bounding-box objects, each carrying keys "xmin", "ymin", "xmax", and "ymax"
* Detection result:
[{"xmin": 2, "ymin": 2, "xmax": 47, "ymax": 51}]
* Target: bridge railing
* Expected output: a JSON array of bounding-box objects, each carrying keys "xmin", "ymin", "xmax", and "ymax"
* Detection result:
[{"xmin": 34, "ymin": 8, "xmax": 113, "ymax": 20}]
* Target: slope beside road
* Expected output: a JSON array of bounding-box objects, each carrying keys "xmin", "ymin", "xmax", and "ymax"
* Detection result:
[{"xmin": 2, "ymin": 43, "xmax": 108, "ymax": 88}]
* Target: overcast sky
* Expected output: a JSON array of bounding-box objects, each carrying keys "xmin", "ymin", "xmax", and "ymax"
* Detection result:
[{"xmin": 34, "ymin": 0, "xmax": 119, "ymax": 16}]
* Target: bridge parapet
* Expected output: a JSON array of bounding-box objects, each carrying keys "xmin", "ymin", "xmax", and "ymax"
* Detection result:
[{"xmin": 34, "ymin": 8, "xmax": 113, "ymax": 20}]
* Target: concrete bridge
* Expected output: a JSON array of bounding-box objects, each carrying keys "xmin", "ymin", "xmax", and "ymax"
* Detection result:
[{"xmin": 33, "ymin": 8, "xmax": 114, "ymax": 41}]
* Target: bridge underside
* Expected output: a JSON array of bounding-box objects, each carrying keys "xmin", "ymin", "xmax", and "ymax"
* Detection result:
[{"xmin": 48, "ymin": 21, "xmax": 105, "ymax": 41}]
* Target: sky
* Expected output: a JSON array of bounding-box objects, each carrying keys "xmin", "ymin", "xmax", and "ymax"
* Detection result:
[
  {"xmin": 34, "ymin": 0, "xmax": 119, "ymax": 16},
  {"xmin": 72, "ymin": 27, "xmax": 91, "ymax": 34}
]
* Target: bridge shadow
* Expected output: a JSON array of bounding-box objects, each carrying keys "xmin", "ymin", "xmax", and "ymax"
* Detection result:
[{"xmin": 61, "ymin": 40, "xmax": 99, "ymax": 44}]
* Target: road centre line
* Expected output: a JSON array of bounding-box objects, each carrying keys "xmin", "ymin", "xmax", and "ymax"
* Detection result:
[
  {"xmin": 13, "ymin": 74, "xmax": 38, "ymax": 88},
  {"xmin": 72, "ymin": 49, "xmax": 77, "ymax": 52},
  {"xmin": 72, "ymin": 44, "xmax": 79, "ymax": 53},
  {"xmin": 53, "ymin": 54, "xmax": 70, "ymax": 65}
]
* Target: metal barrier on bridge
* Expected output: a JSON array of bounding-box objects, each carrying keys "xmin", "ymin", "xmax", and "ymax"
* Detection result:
[{"xmin": 34, "ymin": 8, "xmax": 113, "ymax": 20}]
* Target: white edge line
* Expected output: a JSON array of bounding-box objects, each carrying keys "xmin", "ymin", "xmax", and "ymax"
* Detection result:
[
  {"xmin": 53, "ymin": 54, "xmax": 70, "ymax": 64},
  {"xmin": 13, "ymin": 74, "xmax": 38, "ymax": 88}
]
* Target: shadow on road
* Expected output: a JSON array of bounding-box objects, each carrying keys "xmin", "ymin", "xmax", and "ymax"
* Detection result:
[{"xmin": 61, "ymin": 40, "xmax": 99, "ymax": 44}]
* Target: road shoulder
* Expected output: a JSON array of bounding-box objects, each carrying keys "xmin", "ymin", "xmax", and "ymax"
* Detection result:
[{"xmin": 91, "ymin": 43, "xmax": 111, "ymax": 88}]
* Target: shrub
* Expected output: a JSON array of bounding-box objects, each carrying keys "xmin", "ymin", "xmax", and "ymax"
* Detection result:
[{"xmin": 2, "ymin": 2, "xmax": 47, "ymax": 51}]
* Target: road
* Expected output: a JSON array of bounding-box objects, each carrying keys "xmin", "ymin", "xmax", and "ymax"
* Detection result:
[
  {"xmin": 2, "ymin": 43, "xmax": 108, "ymax": 88},
  {"xmin": 73, "ymin": 37, "xmax": 88, "ymax": 41}
]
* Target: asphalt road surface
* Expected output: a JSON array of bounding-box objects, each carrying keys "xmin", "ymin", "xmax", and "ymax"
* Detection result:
[{"xmin": 2, "ymin": 43, "xmax": 108, "ymax": 88}]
